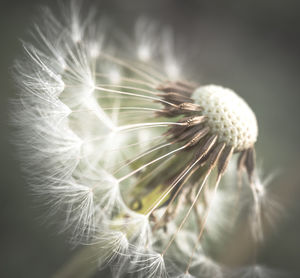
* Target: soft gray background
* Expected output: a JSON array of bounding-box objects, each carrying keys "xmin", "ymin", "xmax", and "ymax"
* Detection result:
[{"xmin": 1, "ymin": 0, "xmax": 300, "ymax": 277}]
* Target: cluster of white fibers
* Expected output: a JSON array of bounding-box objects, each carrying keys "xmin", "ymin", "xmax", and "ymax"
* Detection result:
[{"xmin": 12, "ymin": 1, "xmax": 283, "ymax": 278}]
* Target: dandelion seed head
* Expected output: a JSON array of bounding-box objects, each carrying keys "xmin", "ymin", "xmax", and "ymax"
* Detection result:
[
  {"xmin": 11, "ymin": 1, "xmax": 281, "ymax": 277},
  {"xmin": 193, "ymin": 85, "xmax": 258, "ymax": 150}
]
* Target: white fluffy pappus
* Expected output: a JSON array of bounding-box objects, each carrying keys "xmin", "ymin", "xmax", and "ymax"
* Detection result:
[{"xmin": 12, "ymin": 1, "xmax": 284, "ymax": 277}]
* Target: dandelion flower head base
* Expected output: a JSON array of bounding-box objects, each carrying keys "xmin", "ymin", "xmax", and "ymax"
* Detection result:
[{"xmin": 192, "ymin": 85, "xmax": 258, "ymax": 150}]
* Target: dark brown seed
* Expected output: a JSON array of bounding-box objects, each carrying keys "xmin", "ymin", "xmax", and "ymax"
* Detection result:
[
  {"xmin": 237, "ymin": 149, "xmax": 247, "ymax": 171},
  {"xmin": 156, "ymin": 102, "xmax": 202, "ymax": 118},
  {"xmin": 164, "ymin": 124, "xmax": 188, "ymax": 138},
  {"xmin": 170, "ymin": 125, "xmax": 202, "ymax": 142},
  {"xmin": 180, "ymin": 115, "xmax": 207, "ymax": 127},
  {"xmin": 186, "ymin": 127, "xmax": 210, "ymax": 147},
  {"xmin": 245, "ymin": 147, "xmax": 256, "ymax": 182},
  {"xmin": 207, "ymin": 142, "xmax": 226, "ymax": 168},
  {"xmin": 193, "ymin": 134, "xmax": 218, "ymax": 163},
  {"xmin": 155, "ymin": 108, "xmax": 180, "ymax": 117},
  {"xmin": 217, "ymin": 146, "xmax": 234, "ymax": 175},
  {"xmin": 178, "ymin": 102, "xmax": 202, "ymax": 112}
]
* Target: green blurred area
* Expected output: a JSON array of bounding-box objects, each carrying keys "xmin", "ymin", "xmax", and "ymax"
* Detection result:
[{"xmin": 1, "ymin": 0, "xmax": 300, "ymax": 277}]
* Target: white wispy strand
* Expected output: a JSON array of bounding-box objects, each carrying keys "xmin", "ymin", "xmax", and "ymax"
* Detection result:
[
  {"xmin": 240, "ymin": 171, "xmax": 283, "ymax": 243},
  {"xmin": 169, "ymin": 230, "xmax": 224, "ymax": 277},
  {"xmin": 42, "ymin": 178, "xmax": 96, "ymax": 242},
  {"xmin": 13, "ymin": 45, "xmax": 65, "ymax": 103},
  {"xmin": 12, "ymin": 4, "xmax": 98, "ymax": 244},
  {"xmin": 106, "ymin": 213, "xmax": 152, "ymax": 248},
  {"xmin": 130, "ymin": 252, "xmax": 167, "ymax": 278},
  {"xmin": 94, "ymin": 231, "xmax": 130, "ymax": 269}
]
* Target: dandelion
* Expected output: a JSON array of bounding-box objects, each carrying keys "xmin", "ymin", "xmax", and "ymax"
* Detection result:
[{"xmin": 12, "ymin": 1, "xmax": 284, "ymax": 277}]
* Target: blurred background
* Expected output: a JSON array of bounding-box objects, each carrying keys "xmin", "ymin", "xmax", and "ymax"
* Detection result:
[{"xmin": 1, "ymin": 0, "xmax": 300, "ymax": 277}]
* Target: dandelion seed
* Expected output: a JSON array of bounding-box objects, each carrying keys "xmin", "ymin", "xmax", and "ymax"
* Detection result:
[{"xmin": 12, "ymin": 1, "xmax": 284, "ymax": 277}]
